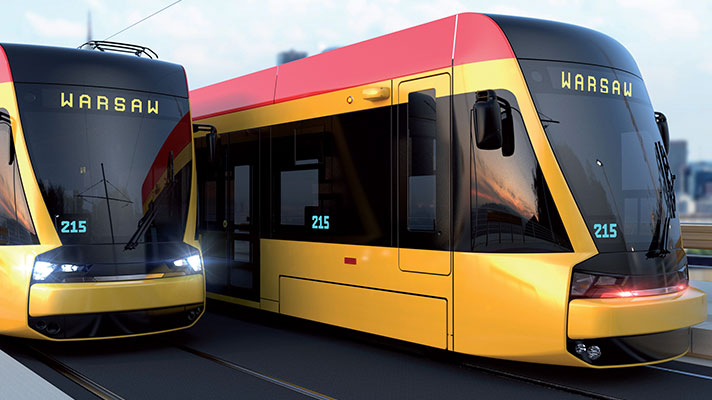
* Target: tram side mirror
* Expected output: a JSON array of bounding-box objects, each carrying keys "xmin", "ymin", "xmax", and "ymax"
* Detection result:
[
  {"xmin": 655, "ymin": 111, "xmax": 669, "ymax": 153},
  {"xmin": 499, "ymin": 98, "xmax": 515, "ymax": 157},
  {"xmin": 473, "ymin": 90, "xmax": 513, "ymax": 153},
  {"xmin": 193, "ymin": 124, "xmax": 218, "ymax": 162},
  {"xmin": 0, "ymin": 108, "xmax": 14, "ymax": 165}
]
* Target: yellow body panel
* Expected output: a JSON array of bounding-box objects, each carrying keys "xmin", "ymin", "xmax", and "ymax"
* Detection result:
[
  {"xmin": 281, "ymin": 277, "xmax": 447, "ymax": 348},
  {"xmin": 0, "ymin": 245, "xmax": 58, "ymax": 335},
  {"xmin": 260, "ymin": 239, "xmax": 454, "ymax": 348},
  {"xmin": 399, "ymin": 248, "xmax": 450, "ymax": 275},
  {"xmin": 454, "ymin": 251, "xmax": 590, "ymax": 366},
  {"xmin": 568, "ymin": 287, "xmax": 707, "ymax": 339},
  {"xmin": 29, "ymin": 275, "xmax": 204, "ymax": 317}
]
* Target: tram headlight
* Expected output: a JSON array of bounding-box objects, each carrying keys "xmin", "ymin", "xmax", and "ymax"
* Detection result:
[
  {"xmin": 173, "ymin": 254, "xmax": 202, "ymax": 272},
  {"xmin": 32, "ymin": 261, "xmax": 56, "ymax": 281},
  {"xmin": 571, "ymin": 272, "xmax": 596, "ymax": 297},
  {"xmin": 571, "ymin": 270, "xmax": 688, "ymax": 299},
  {"xmin": 32, "ymin": 261, "xmax": 90, "ymax": 282}
]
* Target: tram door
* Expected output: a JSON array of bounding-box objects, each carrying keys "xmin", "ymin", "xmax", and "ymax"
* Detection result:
[
  {"xmin": 397, "ymin": 74, "xmax": 452, "ymax": 275},
  {"xmin": 200, "ymin": 129, "xmax": 260, "ymax": 300}
]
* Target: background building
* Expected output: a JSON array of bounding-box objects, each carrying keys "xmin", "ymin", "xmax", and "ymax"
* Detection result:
[{"xmin": 277, "ymin": 49, "xmax": 307, "ymax": 65}]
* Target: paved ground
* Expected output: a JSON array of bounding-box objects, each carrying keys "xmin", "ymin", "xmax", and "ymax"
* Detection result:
[{"xmin": 2, "ymin": 301, "xmax": 712, "ymax": 399}]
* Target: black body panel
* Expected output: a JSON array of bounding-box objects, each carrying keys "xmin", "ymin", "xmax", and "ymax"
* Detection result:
[
  {"xmin": 29, "ymin": 303, "xmax": 203, "ymax": 339},
  {"xmin": 488, "ymin": 14, "xmax": 641, "ymax": 77},
  {"xmin": 1, "ymin": 43, "xmax": 187, "ymax": 98}
]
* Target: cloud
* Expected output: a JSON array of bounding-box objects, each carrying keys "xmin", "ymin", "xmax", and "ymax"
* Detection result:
[
  {"xmin": 25, "ymin": 12, "xmax": 84, "ymax": 38},
  {"xmin": 615, "ymin": 0, "xmax": 703, "ymax": 40}
]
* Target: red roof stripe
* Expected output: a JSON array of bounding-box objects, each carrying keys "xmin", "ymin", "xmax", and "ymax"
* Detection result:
[
  {"xmin": 274, "ymin": 15, "xmax": 456, "ymax": 103},
  {"xmin": 190, "ymin": 67, "xmax": 277, "ymax": 121},
  {"xmin": 191, "ymin": 13, "xmax": 515, "ymax": 120},
  {"xmin": 453, "ymin": 14, "xmax": 515, "ymax": 65},
  {"xmin": 0, "ymin": 46, "xmax": 13, "ymax": 84}
]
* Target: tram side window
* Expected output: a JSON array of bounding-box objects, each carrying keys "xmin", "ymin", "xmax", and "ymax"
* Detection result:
[
  {"xmin": 280, "ymin": 169, "xmax": 318, "ymax": 225},
  {"xmin": 408, "ymin": 89, "xmax": 437, "ymax": 232},
  {"xmin": 471, "ymin": 89, "xmax": 571, "ymax": 252},
  {"xmin": 0, "ymin": 123, "xmax": 38, "ymax": 245},
  {"xmin": 271, "ymin": 107, "xmax": 391, "ymax": 246}
]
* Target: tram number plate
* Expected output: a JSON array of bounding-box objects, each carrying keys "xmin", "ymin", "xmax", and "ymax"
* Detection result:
[
  {"xmin": 593, "ymin": 223, "xmax": 617, "ymax": 239},
  {"xmin": 305, "ymin": 207, "xmax": 331, "ymax": 231},
  {"xmin": 57, "ymin": 214, "xmax": 91, "ymax": 234},
  {"xmin": 60, "ymin": 220, "xmax": 87, "ymax": 234}
]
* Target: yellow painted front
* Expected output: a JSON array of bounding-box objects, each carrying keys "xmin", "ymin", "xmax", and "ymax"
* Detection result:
[
  {"xmin": 280, "ymin": 277, "xmax": 447, "ymax": 348},
  {"xmin": 0, "ymin": 81, "xmax": 61, "ymax": 336},
  {"xmin": 568, "ymin": 287, "xmax": 707, "ymax": 339},
  {"xmin": 29, "ymin": 275, "xmax": 204, "ymax": 317}
]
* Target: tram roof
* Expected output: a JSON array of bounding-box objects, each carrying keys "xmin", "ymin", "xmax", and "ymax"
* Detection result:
[
  {"xmin": 191, "ymin": 12, "xmax": 640, "ymax": 120},
  {"xmin": 0, "ymin": 42, "xmax": 188, "ymax": 98}
]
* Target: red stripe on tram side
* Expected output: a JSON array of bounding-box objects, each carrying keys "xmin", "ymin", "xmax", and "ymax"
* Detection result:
[{"xmin": 191, "ymin": 67, "xmax": 278, "ymax": 120}]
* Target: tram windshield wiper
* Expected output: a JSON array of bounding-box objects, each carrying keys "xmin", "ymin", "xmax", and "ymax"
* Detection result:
[
  {"xmin": 124, "ymin": 152, "xmax": 176, "ymax": 250},
  {"xmin": 646, "ymin": 142, "xmax": 676, "ymax": 258}
]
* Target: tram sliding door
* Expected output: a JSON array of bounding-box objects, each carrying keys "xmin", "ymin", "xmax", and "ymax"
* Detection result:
[
  {"xmin": 199, "ymin": 129, "xmax": 261, "ymax": 300},
  {"xmin": 397, "ymin": 74, "xmax": 452, "ymax": 276}
]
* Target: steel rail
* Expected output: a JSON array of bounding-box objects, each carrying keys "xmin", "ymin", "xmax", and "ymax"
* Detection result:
[{"xmin": 27, "ymin": 345, "xmax": 125, "ymax": 400}]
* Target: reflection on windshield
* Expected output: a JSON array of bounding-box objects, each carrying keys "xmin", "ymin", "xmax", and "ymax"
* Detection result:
[
  {"xmin": 470, "ymin": 90, "xmax": 572, "ymax": 253},
  {"xmin": 521, "ymin": 60, "xmax": 678, "ymax": 254},
  {"xmin": 18, "ymin": 83, "xmax": 192, "ymax": 245}
]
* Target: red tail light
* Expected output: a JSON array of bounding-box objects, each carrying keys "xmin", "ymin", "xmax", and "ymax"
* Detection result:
[{"xmin": 570, "ymin": 271, "xmax": 687, "ymax": 299}]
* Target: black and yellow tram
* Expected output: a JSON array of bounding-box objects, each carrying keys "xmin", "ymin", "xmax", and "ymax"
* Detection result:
[
  {"xmin": 190, "ymin": 14, "xmax": 706, "ymax": 367},
  {"xmin": 0, "ymin": 42, "xmax": 204, "ymax": 340}
]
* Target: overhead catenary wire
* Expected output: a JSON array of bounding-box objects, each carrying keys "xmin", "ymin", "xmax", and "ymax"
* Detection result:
[{"xmin": 104, "ymin": 0, "xmax": 183, "ymax": 41}]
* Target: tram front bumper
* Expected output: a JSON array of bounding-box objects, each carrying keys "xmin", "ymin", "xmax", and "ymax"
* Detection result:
[
  {"xmin": 568, "ymin": 286, "xmax": 707, "ymax": 340},
  {"xmin": 29, "ymin": 274, "xmax": 204, "ymax": 317}
]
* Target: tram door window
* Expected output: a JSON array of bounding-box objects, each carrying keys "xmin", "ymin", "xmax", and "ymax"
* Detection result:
[
  {"xmin": 0, "ymin": 121, "xmax": 37, "ymax": 244},
  {"xmin": 397, "ymin": 74, "xmax": 452, "ymax": 275},
  {"xmin": 407, "ymin": 89, "xmax": 437, "ymax": 232},
  {"xmin": 197, "ymin": 129, "xmax": 261, "ymax": 300}
]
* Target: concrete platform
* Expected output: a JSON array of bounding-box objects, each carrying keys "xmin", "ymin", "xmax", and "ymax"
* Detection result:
[
  {"xmin": 689, "ymin": 280, "xmax": 712, "ymax": 360},
  {"xmin": 0, "ymin": 349, "xmax": 70, "ymax": 399}
]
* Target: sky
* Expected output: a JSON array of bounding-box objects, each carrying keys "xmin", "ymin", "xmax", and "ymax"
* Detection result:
[{"xmin": 1, "ymin": 0, "xmax": 710, "ymax": 160}]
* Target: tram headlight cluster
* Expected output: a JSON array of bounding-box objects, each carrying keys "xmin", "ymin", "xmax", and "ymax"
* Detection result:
[
  {"xmin": 570, "ymin": 271, "xmax": 687, "ymax": 299},
  {"xmin": 173, "ymin": 254, "xmax": 202, "ymax": 272},
  {"xmin": 574, "ymin": 342, "xmax": 602, "ymax": 361},
  {"xmin": 32, "ymin": 261, "xmax": 90, "ymax": 282}
]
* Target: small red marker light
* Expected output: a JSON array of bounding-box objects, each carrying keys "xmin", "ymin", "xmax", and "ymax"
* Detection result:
[
  {"xmin": 617, "ymin": 291, "xmax": 633, "ymax": 297},
  {"xmin": 677, "ymin": 284, "xmax": 687, "ymax": 291},
  {"xmin": 344, "ymin": 257, "xmax": 357, "ymax": 265}
]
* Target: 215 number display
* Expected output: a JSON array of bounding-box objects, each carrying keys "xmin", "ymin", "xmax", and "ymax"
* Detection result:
[
  {"xmin": 593, "ymin": 223, "xmax": 617, "ymax": 239},
  {"xmin": 60, "ymin": 220, "xmax": 87, "ymax": 234},
  {"xmin": 311, "ymin": 215, "xmax": 330, "ymax": 230}
]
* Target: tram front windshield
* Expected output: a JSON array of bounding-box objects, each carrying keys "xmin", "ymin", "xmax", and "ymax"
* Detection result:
[
  {"xmin": 17, "ymin": 83, "xmax": 192, "ymax": 246},
  {"xmin": 520, "ymin": 60, "xmax": 679, "ymax": 255}
]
